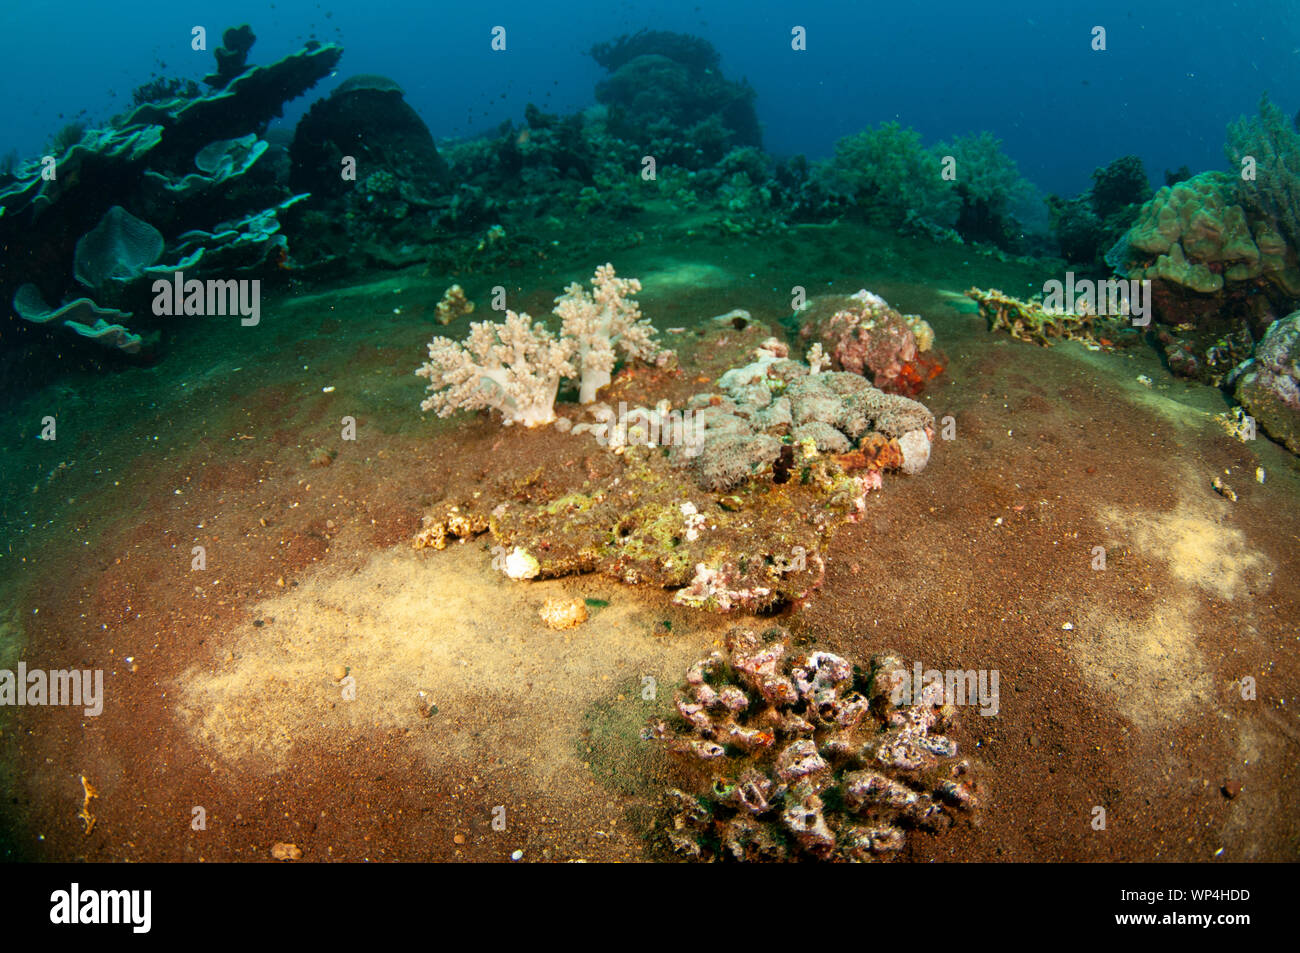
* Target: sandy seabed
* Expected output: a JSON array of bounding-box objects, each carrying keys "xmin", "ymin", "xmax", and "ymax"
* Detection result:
[{"xmin": 1, "ymin": 229, "xmax": 1296, "ymax": 862}]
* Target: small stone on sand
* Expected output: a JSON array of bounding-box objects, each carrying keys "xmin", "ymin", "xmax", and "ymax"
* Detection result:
[
  {"xmin": 539, "ymin": 598, "xmax": 588, "ymax": 630},
  {"xmin": 271, "ymin": 842, "xmax": 303, "ymax": 861}
]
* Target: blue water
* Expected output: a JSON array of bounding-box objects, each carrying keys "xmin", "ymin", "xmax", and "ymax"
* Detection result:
[{"xmin": 1, "ymin": 0, "xmax": 1298, "ymax": 196}]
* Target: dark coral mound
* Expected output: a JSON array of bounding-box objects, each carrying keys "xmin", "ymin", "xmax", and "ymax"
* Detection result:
[
  {"xmin": 591, "ymin": 30, "xmax": 760, "ymax": 168},
  {"xmin": 288, "ymin": 75, "xmax": 451, "ymax": 268},
  {"xmin": 590, "ymin": 29, "xmax": 722, "ymax": 75},
  {"xmin": 1047, "ymin": 154, "xmax": 1151, "ymax": 267}
]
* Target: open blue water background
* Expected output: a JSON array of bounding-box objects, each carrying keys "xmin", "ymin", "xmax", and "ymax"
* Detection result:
[{"xmin": 2, "ymin": 0, "xmax": 1297, "ymax": 196}]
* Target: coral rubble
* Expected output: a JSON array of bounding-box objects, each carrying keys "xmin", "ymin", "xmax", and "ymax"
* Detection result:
[
  {"xmin": 651, "ymin": 626, "xmax": 980, "ymax": 862},
  {"xmin": 417, "ymin": 326, "xmax": 935, "ymax": 613},
  {"xmin": 538, "ymin": 598, "xmax": 589, "ymax": 630},
  {"xmin": 413, "ymin": 503, "xmax": 492, "ymax": 550},
  {"xmin": 966, "ymin": 286, "xmax": 1101, "ymax": 347},
  {"xmin": 435, "ymin": 284, "xmax": 474, "ymax": 325}
]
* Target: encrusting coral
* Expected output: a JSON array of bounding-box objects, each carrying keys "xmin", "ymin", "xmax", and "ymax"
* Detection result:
[
  {"xmin": 651, "ymin": 625, "xmax": 981, "ymax": 862},
  {"xmin": 415, "ymin": 263, "xmax": 671, "ymax": 424}
]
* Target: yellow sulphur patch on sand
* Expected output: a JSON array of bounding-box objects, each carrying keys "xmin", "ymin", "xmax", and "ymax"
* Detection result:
[
  {"xmin": 1073, "ymin": 593, "xmax": 1212, "ymax": 730},
  {"xmin": 173, "ymin": 545, "xmax": 717, "ymax": 786},
  {"xmin": 1097, "ymin": 495, "xmax": 1271, "ymax": 602}
]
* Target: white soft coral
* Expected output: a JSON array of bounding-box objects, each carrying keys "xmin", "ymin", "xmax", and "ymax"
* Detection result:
[
  {"xmin": 416, "ymin": 310, "xmax": 575, "ymax": 427},
  {"xmin": 553, "ymin": 263, "xmax": 669, "ymax": 403}
]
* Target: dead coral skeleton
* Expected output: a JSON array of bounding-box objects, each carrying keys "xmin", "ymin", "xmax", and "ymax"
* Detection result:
[
  {"xmin": 966, "ymin": 286, "xmax": 1099, "ymax": 347},
  {"xmin": 652, "ymin": 626, "xmax": 980, "ymax": 861}
]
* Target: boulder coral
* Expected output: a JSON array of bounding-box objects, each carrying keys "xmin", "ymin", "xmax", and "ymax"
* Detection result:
[{"xmin": 1109, "ymin": 171, "xmax": 1300, "ymax": 380}]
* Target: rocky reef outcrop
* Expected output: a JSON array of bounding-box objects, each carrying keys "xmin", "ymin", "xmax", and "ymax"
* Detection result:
[
  {"xmin": 1230, "ymin": 311, "xmax": 1300, "ymax": 453},
  {"xmin": 1107, "ymin": 171, "xmax": 1300, "ymax": 381},
  {"xmin": 651, "ymin": 625, "xmax": 981, "ymax": 862},
  {"xmin": 473, "ymin": 350, "xmax": 933, "ymax": 612},
  {"xmin": 414, "ymin": 275, "xmax": 938, "ymax": 614}
]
